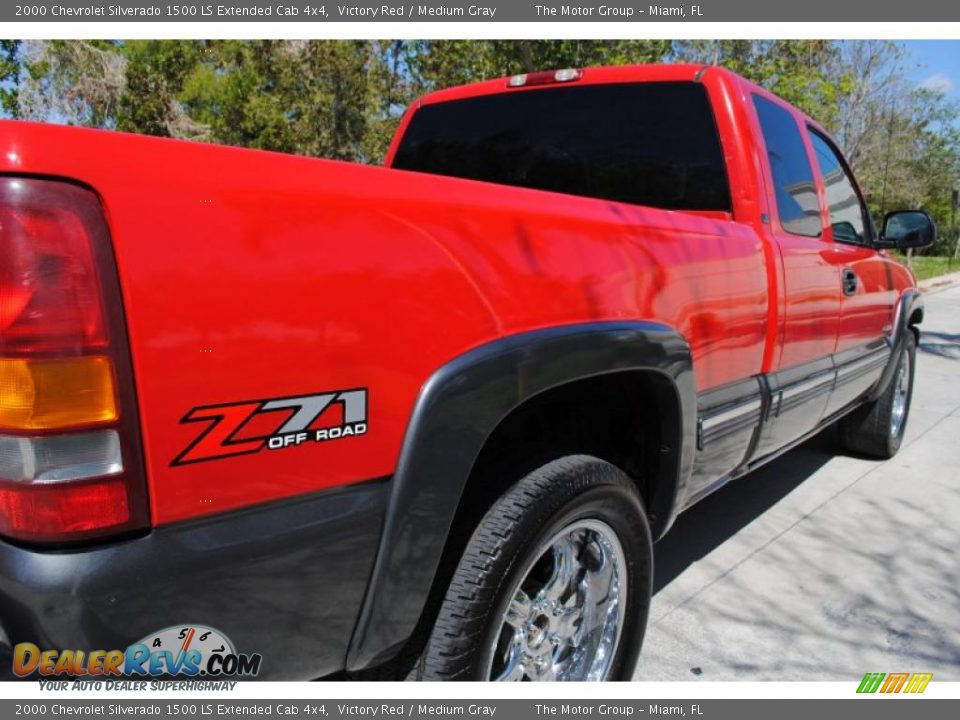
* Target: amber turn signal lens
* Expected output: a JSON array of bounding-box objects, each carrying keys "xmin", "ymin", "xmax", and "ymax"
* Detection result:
[{"xmin": 0, "ymin": 356, "xmax": 118, "ymax": 431}]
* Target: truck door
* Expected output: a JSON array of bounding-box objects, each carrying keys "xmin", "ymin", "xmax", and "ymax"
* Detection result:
[
  {"xmin": 806, "ymin": 129, "xmax": 893, "ymax": 416},
  {"xmin": 750, "ymin": 93, "xmax": 839, "ymax": 457}
]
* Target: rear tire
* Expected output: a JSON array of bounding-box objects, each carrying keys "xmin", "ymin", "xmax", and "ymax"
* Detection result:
[
  {"xmin": 415, "ymin": 455, "xmax": 652, "ymax": 681},
  {"xmin": 839, "ymin": 332, "xmax": 916, "ymax": 459}
]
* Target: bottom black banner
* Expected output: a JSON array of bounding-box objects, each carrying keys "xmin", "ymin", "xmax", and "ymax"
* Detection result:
[{"xmin": 2, "ymin": 700, "xmax": 957, "ymax": 720}]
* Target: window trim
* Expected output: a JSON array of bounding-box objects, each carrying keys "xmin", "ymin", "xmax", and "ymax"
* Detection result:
[
  {"xmin": 751, "ymin": 93, "xmax": 823, "ymax": 240},
  {"xmin": 806, "ymin": 126, "xmax": 875, "ymax": 248}
]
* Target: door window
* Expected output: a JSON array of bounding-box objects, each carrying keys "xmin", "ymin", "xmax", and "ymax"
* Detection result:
[
  {"xmin": 752, "ymin": 95, "xmax": 822, "ymax": 237},
  {"xmin": 807, "ymin": 130, "xmax": 869, "ymax": 245}
]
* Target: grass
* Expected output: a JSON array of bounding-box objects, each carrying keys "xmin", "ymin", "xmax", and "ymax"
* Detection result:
[{"xmin": 890, "ymin": 254, "xmax": 959, "ymax": 281}]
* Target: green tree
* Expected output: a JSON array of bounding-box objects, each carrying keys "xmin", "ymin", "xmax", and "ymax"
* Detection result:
[
  {"xmin": 673, "ymin": 40, "xmax": 847, "ymax": 127},
  {"xmin": 176, "ymin": 40, "xmax": 372, "ymax": 160},
  {"xmin": 830, "ymin": 41, "xmax": 909, "ymax": 172},
  {"xmin": 116, "ymin": 40, "xmax": 208, "ymax": 139},
  {"xmin": 0, "ymin": 40, "xmax": 20, "ymax": 117},
  {"xmin": 18, "ymin": 40, "xmax": 124, "ymax": 126},
  {"xmin": 362, "ymin": 40, "xmax": 419, "ymax": 162}
]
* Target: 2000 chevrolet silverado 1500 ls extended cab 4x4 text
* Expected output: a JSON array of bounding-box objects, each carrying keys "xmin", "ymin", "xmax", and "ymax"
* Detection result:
[{"xmin": 0, "ymin": 64, "xmax": 935, "ymax": 681}]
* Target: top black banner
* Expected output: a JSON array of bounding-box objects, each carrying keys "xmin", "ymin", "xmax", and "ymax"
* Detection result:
[{"xmin": 6, "ymin": 0, "xmax": 960, "ymax": 22}]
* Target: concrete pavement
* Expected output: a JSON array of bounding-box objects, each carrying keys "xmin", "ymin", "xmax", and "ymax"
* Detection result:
[{"xmin": 634, "ymin": 282, "xmax": 960, "ymax": 681}]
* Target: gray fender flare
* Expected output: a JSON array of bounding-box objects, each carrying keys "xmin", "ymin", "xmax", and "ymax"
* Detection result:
[
  {"xmin": 870, "ymin": 289, "xmax": 923, "ymax": 401},
  {"xmin": 345, "ymin": 321, "xmax": 696, "ymax": 670}
]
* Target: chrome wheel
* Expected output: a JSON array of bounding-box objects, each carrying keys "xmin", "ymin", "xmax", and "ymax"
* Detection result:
[
  {"xmin": 487, "ymin": 519, "xmax": 627, "ymax": 681},
  {"xmin": 890, "ymin": 351, "xmax": 910, "ymax": 437}
]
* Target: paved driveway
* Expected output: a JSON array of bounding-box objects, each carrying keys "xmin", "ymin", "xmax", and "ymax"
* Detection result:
[{"xmin": 635, "ymin": 282, "xmax": 960, "ymax": 681}]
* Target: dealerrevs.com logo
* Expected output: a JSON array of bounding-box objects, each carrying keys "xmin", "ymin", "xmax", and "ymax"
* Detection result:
[{"xmin": 13, "ymin": 625, "xmax": 262, "ymax": 679}]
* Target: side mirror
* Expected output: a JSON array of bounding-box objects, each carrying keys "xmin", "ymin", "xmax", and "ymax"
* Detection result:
[{"xmin": 876, "ymin": 210, "xmax": 936, "ymax": 250}]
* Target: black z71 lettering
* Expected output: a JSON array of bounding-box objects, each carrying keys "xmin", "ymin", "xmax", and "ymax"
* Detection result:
[{"xmin": 171, "ymin": 389, "xmax": 368, "ymax": 466}]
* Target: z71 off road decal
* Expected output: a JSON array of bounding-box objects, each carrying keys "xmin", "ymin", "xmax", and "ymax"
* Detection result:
[{"xmin": 171, "ymin": 389, "xmax": 367, "ymax": 466}]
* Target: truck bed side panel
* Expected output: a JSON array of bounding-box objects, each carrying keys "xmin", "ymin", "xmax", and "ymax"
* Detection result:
[{"xmin": 0, "ymin": 121, "xmax": 768, "ymax": 526}]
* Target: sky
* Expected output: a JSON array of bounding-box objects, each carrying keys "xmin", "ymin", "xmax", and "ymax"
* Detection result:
[{"xmin": 902, "ymin": 40, "xmax": 960, "ymax": 102}]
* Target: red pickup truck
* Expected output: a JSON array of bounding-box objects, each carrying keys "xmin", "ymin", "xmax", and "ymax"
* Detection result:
[{"xmin": 0, "ymin": 64, "xmax": 934, "ymax": 681}]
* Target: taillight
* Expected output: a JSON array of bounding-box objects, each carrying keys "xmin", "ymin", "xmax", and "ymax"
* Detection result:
[{"xmin": 0, "ymin": 177, "xmax": 148, "ymax": 544}]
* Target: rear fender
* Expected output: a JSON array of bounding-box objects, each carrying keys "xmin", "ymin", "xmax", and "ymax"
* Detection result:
[{"xmin": 345, "ymin": 321, "xmax": 696, "ymax": 670}]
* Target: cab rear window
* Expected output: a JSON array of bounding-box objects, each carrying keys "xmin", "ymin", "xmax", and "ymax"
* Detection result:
[{"xmin": 392, "ymin": 82, "xmax": 731, "ymax": 212}]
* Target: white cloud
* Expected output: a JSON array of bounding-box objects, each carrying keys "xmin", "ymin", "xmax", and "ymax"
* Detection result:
[{"xmin": 918, "ymin": 72, "xmax": 955, "ymax": 95}]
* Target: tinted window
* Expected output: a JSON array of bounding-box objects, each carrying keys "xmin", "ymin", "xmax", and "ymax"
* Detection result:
[
  {"xmin": 752, "ymin": 95, "xmax": 821, "ymax": 237},
  {"xmin": 393, "ymin": 82, "xmax": 730, "ymax": 211},
  {"xmin": 808, "ymin": 130, "xmax": 868, "ymax": 245}
]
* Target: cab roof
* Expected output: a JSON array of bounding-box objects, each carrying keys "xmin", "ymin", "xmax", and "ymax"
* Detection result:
[{"xmin": 416, "ymin": 63, "xmax": 713, "ymax": 106}]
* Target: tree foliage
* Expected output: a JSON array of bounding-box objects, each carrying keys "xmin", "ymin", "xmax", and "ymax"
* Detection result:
[
  {"xmin": 4, "ymin": 39, "xmax": 959, "ymax": 250},
  {"xmin": 0, "ymin": 40, "xmax": 20, "ymax": 117},
  {"xmin": 17, "ymin": 40, "xmax": 125, "ymax": 127},
  {"xmin": 673, "ymin": 40, "xmax": 848, "ymax": 128}
]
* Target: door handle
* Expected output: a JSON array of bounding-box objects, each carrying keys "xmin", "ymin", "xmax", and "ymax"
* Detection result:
[{"xmin": 842, "ymin": 268, "xmax": 858, "ymax": 296}]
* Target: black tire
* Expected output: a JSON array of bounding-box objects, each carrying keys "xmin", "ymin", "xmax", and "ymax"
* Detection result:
[
  {"xmin": 415, "ymin": 455, "xmax": 653, "ymax": 681},
  {"xmin": 839, "ymin": 331, "xmax": 917, "ymax": 459}
]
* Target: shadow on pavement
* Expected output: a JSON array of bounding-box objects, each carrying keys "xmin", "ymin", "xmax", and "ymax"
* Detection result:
[
  {"xmin": 917, "ymin": 330, "xmax": 960, "ymax": 359},
  {"xmin": 653, "ymin": 427, "xmax": 838, "ymax": 594}
]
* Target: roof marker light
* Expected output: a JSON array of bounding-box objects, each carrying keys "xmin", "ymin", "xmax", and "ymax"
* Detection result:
[{"xmin": 506, "ymin": 68, "xmax": 583, "ymax": 88}]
